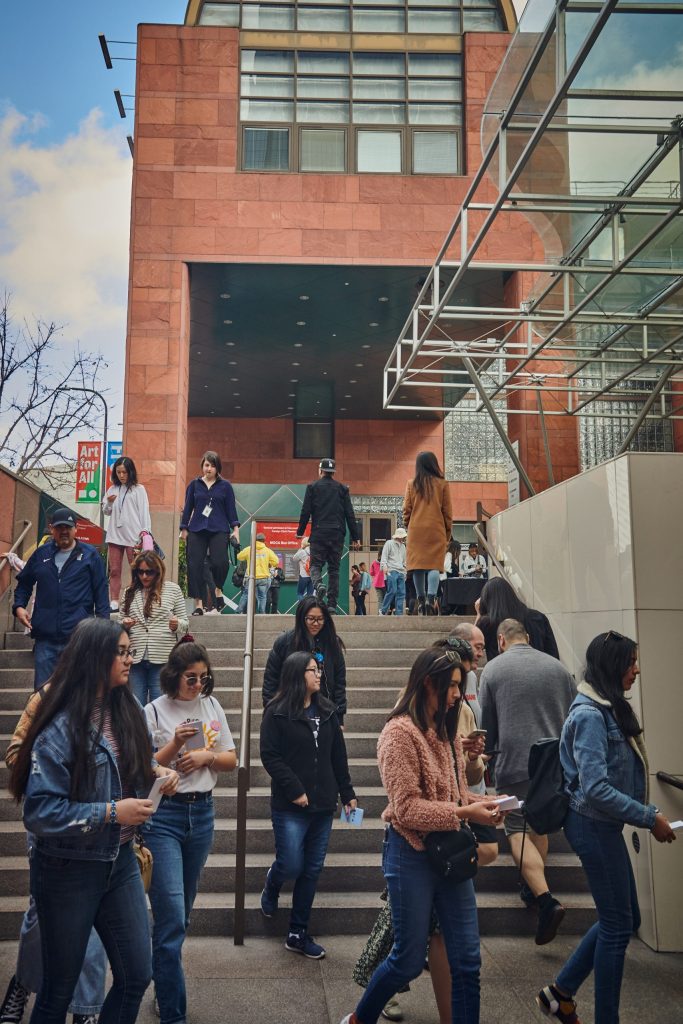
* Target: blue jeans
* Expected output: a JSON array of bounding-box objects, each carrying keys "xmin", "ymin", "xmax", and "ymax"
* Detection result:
[
  {"xmin": 355, "ymin": 828, "xmax": 481, "ymax": 1024},
  {"xmin": 412, "ymin": 569, "xmax": 440, "ymax": 600},
  {"xmin": 296, "ymin": 577, "xmax": 314, "ymax": 600},
  {"xmin": 29, "ymin": 841, "xmax": 152, "ymax": 1023},
  {"xmin": 144, "ymin": 795, "xmax": 215, "ymax": 1024},
  {"xmin": 381, "ymin": 572, "xmax": 405, "ymax": 616},
  {"xmin": 268, "ymin": 810, "xmax": 334, "ymax": 932},
  {"xmin": 238, "ymin": 579, "xmax": 269, "ymax": 614},
  {"xmin": 16, "ymin": 893, "xmax": 106, "ymax": 1014},
  {"xmin": 130, "ymin": 660, "xmax": 162, "ymax": 705},
  {"xmin": 556, "ymin": 808, "xmax": 641, "ymax": 1024},
  {"xmin": 33, "ymin": 639, "xmax": 67, "ymax": 689}
]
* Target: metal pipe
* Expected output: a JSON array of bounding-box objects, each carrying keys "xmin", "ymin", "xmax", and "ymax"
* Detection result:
[
  {"xmin": 234, "ymin": 521, "xmax": 257, "ymax": 946},
  {"xmin": 616, "ymin": 365, "xmax": 676, "ymax": 455},
  {"xmin": 536, "ymin": 391, "xmax": 556, "ymax": 487}
]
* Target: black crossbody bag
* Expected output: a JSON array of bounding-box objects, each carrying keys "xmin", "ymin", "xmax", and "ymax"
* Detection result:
[{"xmin": 424, "ymin": 741, "xmax": 479, "ymax": 882}]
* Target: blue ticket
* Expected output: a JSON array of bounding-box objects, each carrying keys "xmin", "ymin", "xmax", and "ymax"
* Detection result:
[{"xmin": 339, "ymin": 806, "xmax": 364, "ymax": 827}]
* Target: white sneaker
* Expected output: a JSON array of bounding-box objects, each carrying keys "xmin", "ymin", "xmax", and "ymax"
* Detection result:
[
  {"xmin": 110, "ymin": 601, "xmax": 119, "ymax": 612},
  {"xmin": 339, "ymin": 1017, "xmax": 355, "ymax": 1024}
]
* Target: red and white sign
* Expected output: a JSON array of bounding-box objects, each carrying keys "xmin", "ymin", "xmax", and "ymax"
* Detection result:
[{"xmin": 256, "ymin": 522, "xmax": 310, "ymax": 550}]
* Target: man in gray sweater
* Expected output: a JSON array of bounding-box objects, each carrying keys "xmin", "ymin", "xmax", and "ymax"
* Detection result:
[{"xmin": 480, "ymin": 617, "xmax": 576, "ymax": 946}]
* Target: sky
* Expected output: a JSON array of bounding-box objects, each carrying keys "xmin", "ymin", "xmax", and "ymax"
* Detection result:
[{"xmin": 0, "ymin": 1, "xmax": 187, "ymax": 442}]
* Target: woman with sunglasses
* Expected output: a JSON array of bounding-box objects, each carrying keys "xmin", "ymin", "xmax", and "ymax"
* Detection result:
[
  {"xmin": 260, "ymin": 650, "xmax": 356, "ymax": 959},
  {"xmin": 262, "ymin": 596, "xmax": 347, "ymax": 723},
  {"xmin": 538, "ymin": 631, "xmax": 676, "ymax": 1024},
  {"xmin": 9, "ymin": 618, "xmax": 178, "ymax": 1023},
  {"xmin": 143, "ymin": 639, "xmax": 237, "ymax": 1024},
  {"xmin": 340, "ymin": 648, "xmax": 503, "ymax": 1024},
  {"xmin": 120, "ymin": 551, "xmax": 188, "ymax": 705}
]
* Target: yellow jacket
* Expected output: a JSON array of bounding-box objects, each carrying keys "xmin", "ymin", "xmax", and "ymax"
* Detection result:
[{"xmin": 237, "ymin": 541, "xmax": 280, "ymax": 580}]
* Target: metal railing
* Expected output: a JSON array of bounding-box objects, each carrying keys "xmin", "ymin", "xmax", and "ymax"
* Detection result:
[
  {"xmin": 473, "ymin": 522, "xmax": 508, "ymax": 586},
  {"xmin": 0, "ymin": 520, "xmax": 33, "ymax": 609},
  {"xmin": 656, "ymin": 771, "xmax": 683, "ymax": 793},
  {"xmin": 233, "ymin": 521, "xmax": 257, "ymax": 945}
]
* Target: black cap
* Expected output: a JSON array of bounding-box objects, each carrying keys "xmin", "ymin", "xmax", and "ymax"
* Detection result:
[
  {"xmin": 319, "ymin": 458, "xmax": 335, "ymax": 472},
  {"xmin": 50, "ymin": 507, "xmax": 77, "ymax": 527}
]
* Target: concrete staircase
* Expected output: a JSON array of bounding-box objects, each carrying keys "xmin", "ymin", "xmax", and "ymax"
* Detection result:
[{"xmin": 0, "ymin": 615, "xmax": 594, "ymax": 939}]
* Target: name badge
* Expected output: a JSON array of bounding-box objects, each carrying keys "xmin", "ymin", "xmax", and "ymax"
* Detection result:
[{"xmin": 201, "ymin": 504, "xmax": 212, "ymax": 518}]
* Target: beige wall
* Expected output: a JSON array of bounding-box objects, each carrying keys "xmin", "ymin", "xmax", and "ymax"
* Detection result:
[{"xmin": 487, "ymin": 453, "xmax": 683, "ymax": 951}]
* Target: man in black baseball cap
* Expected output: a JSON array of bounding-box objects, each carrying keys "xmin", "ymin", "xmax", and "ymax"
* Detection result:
[
  {"xmin": 297, "ymin": 458, "xmax": 360, "ymax": 613},
  {"xmin": 13, "ymin": 507, "xmax": 110, "ymax": 687}
]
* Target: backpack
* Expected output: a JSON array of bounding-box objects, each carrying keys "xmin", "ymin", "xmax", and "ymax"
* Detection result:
[
  {"xmin": 232, "ymin": 562, "xmax": 246, "ymax": 588},
  {"xmin": 523, "ymin": 738, "xmax": 569, "ymax": 835}
]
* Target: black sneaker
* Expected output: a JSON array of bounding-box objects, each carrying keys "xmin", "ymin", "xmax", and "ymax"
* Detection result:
[
  {"xmin": 73, "ymin": 1016, "xmax": 99, "ymax": 1024},
  {"xmin": 536, "ymin": 984, "xmax": 580, "ymax": 1023},
  {"xmin": 191, "ymin": 607, "xmax": 204, "ymax": 616},
  {"xmin": 0, "ymin": 976, "xmax": 30, "ymax": 1024},
  {"xmin": 535, "ymin": 896, "xmax": 566, "ymax": 945},
  {"xmin": 285, "ymin": 929, "xmax": 326, "ymax": 959},
  {"xmin": 315, "ymin": 583, "xmax": 327, "ymax": 603},
  {"xmin": 520, "ymin": 882, "xmax": 537, "ymax": 909}
]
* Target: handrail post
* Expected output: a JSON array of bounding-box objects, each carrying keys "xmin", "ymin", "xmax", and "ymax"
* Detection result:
[{"xmin": 234, "ymin": 521, "xmax": 257, "ymax": 945}]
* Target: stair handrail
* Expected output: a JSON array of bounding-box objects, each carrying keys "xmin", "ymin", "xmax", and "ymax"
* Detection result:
[
  {"xmin": 656, "ymin": 771, "xmax": 683, "ymax": 793},
  {"xmin": 0, "ymin": 520, "xmax": 33, "ymax": 608},
  {"xmin": 473, "ymin": 522, "xmax": 510, "ymax": 588},
  {"xmin": 234, "ymin": 521, "xmax": 257, "ymax": 946}
]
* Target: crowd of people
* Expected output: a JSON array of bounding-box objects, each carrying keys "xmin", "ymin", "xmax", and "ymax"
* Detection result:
[{"xmin": 0, "ymin": 448, "xmax": 677, "ymax": 1024}]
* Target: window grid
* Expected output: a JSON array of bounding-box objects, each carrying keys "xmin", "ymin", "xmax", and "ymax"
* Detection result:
[{"xmin": 240, "ymin": 48, "xmax": 463, "ymax": 172}]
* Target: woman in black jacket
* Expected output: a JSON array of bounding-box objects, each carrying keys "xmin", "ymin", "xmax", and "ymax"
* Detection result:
[
  {"xmin": 260, "ymin": 651, "xmax": 356, "ymax": 960},
  {"xmin": 476, "ymin": 576, "xmax": 559, "ymax": 663},
  {"xmin": 262, "ymin": 596, "xmax": 347, "ymax": 721}
]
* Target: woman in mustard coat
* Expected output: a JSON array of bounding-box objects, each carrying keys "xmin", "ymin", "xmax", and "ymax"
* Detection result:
[{"xmin": 403, "ymin": 452, "xmax": 452, "ymax": 615}]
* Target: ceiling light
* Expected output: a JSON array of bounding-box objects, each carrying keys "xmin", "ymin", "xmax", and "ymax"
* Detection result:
[
  {"xmin": 196, "ymin": 350, "xmax": 202, "ymax": 355},
  {"xmin": 210, "ymin": 410, "xmax": 215, "ymax": 414},
  {"xmin": 294, "ymin": 342, "xmax": 303, "ymax": 348},
  {"xmin": 230, "ymin": 377, "xmax": 238, "ymax": 381},
  {"xmin": 369, "ymin": 322, "xmax": 378, "ymax": 327},
  {"xmin": 362, "ymin": 344, "xmax": 371, "ymax": 349},
  {"xmin": 234, "ymin": 405, "xmax": 241, "ymax": 409},
  {"xmin": 292, "ymin": 361, "xmax": 300, "ymax": 366},
  {"xmin": 296, "ymin": 321, "xmax": 306, "ymax": 326},
  {"xmin": 340, "ymin": 407, "xmax": 346, "ymax": 411},
  {"xmin": 355, "ymin": 363, "xmax": 363, "ymax": 367},
  {"xmin": 322, "ymin": 371, "xmax": 327, "ymax": 375},
  {"xmin": 204, "ymin": 385, "xmax": 209, "ymax": 389},
  {"xmin": 289, "ymin": 393, "xmax": 295, "ymax": 397},
  {"xmin": 228, "ymin": 360, "xmax": 237, "ymax": 365},
  {"xmin": 233, "ymin": 392, "xmax": 240, "ymax": 396},
  {"xmin": 287, "ymin": 406, "xmax": 294, "ymax": 410},
  {"xmin": 290, "ymin": 378, "xmax": 298, "ymax": 382},
  {"xmin": 223, "ymin": 319, "xmax": 232, "ymax": 325},
  {"xmin": 349, "ymin": 379, "xmax": 357, "ymax": 384},
  {"xmin": 226, "ymin": 342, "xmax": 235, "ymax": 347},
  {"xmin": 220, "ymin": 293, "xmax": 230, "ymax": 299},
  {"xmin": 344, "ymin": 282, "xmax": 349, "ymax": 286},
  {"xmin": 332, "ymin": 334, "xmax": 337, "ymax": 338},
  {"xmin": 379, "ymin": 296, "xmax": 389, "ymax": 302},
  {"xmin": 344, "ymin": 393, "xmax": 352, "ymax": 398},
  {"xmin": 299, "ymin": 295, "xmax": 309, "ymax": 300}
]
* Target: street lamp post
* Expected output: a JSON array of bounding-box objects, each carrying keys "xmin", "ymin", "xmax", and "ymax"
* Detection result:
[{"xmin": 63, "ymin": 387, "xmax": 109, "ymax": 528}]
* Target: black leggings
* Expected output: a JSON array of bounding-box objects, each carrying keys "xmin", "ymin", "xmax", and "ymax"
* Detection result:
[{"xmin": 186, "ymin": 530, "xmax": 229, "ymax": 599}]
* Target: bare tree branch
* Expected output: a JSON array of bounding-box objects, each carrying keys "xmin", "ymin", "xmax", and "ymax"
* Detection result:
[{"xmin": 0, "ymin": 293, "xmax": 108, "ymax": 482}]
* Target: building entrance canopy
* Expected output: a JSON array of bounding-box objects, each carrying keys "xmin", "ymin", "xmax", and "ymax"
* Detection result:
[{"xmin": 383, "ymin": 0, "xmax": 683, "ymax": 490}]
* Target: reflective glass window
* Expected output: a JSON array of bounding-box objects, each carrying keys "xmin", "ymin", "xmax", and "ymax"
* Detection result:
[
  {"xmin": 409, "ymin": 78, "xmax": 461, "ymax": 101},
  {"xmin": 413, "ymin": 131, "xmax": 459, "ymax": 173},
  {"xmin": 300, "ymin": 128, "xmax": 346, "ymax": 171},
  {"xmin": 240, "ymin": 98, "xmax": 295, "ymax": 121},
  {"xmin": 357, "ymin": 130, "xmax": 402, "ymax": 172},
  {"xmin": 463, "ymin": 9, "xmax": 503, "ymax": 29},
  {"xmin": 409, "ymin": 102, "xmax": 461, "ymax": 124},
  {"xmin": 354, "ymin": 102, "xmax": 405, "ymax": 124},
  {"xmin": 353, "ymin": 78, "xmax": 405, "ymax": 100},
  {"xmin": 298, "ymin": 51, "xmax": 350, "ymax": 74},
  {"xmin": 242, "ymin": 50, "xmax": 294, "ymax": 73},
  {"xmin": 298, "ymin": 7, "xmax": 350, "ymax": 29},
  {"xmin": 242, "ymin": 4, "xmax": 295, "ymax": 28},
  {"xmin": 353, "ymin": 9, "xmax": 405, "ymax": 31},
  {"xmin": 407, "ymin": 9, "xmax": 460, "ymax": 32},
  {"xmin": 297, "ymin": 101, "xmax": 350, "ymax": 123},
  {"xmin": 353, "ymin": 52, "xmax": 405, "ymax": 76},
  {"xmin": 241, "ymin": 74, "xmax": 295, "ymax": 97},
  {"xmin": 243, "ymin": 127, "xmax": 290, "ymax": 170},
  {"xmin": 199, "ymin": 3, "xmax": 240, "ymax": 25},
  {"xmin": 297, "ymin": 76, "xmax": 350, "ymax": 98},
  {"xmin": 408, "ymin": 53, "xmax": 461, "ymax": 76}
]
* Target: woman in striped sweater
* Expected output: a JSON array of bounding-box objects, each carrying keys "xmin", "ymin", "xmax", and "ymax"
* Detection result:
[{"xmin": 120, "ymin": 552, "xmax": 188, "ymax": 705}]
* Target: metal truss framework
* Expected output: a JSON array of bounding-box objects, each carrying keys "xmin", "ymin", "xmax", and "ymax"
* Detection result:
[{"xmin": 383, "ymin": 0, "xmax": 683, "ymax": 492}]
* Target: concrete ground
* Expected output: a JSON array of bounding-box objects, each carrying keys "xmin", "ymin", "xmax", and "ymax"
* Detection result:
[{"xmin": 2, "ymin": 932, "xmax": 681, "ymax": 1024}]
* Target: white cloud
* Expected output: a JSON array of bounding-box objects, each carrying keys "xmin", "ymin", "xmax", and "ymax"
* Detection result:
[{"xmin": 0, "ymin": 105, "xmax": 132, "ymax": 424}]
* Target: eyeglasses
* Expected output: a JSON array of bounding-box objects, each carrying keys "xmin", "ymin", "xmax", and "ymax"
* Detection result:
[
  {"xmin": 183, "ymin": 673, "xmax": 212, "ymax": 686},
  {"xmin": 305, "ymin": 616, "xmax": 325, "ymax": 625},
  {"xmin": 137, "ymin": 569, "xmax": 157, "ymax": 577},
  {"xmin": 116, "ymin": 646, "xmax": 136, "ymax": 659},
  {"xmin": 305, "ymin": 667, "xmax": 322, "ymax": 675}
]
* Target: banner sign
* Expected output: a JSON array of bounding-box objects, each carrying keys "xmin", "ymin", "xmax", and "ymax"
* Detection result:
[
  {"xmin": 256, "ymin": 521, "xmax": 310, "ymax": 580},
  {"xmin": 105, "ymin": 441, "xmax": 123, "ymax": 490},
  {"xmin": 75, "ymin": 441, "xmax": 103, "ymax": 504}
]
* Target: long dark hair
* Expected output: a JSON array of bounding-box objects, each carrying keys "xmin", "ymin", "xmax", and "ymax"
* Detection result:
[
  {"xmin": 268, "ymin": 651, "xmax": 334, "ymax": 718},
  {"xmin": 477, "ymin": 577, "xmax": 528, "ymax": 635},
  {"xmin": 160, "ymin": 639, "xmax": 214, "ymax": 698},
  {"xmin": 10, "ymin": 619, "xmax": 155, "ymax": 802},
  {"xmin": 584, "ymin": 632, "xmax": 642, "ymax": 738},
  {"xmin": 292, "ymin": 596, "xmax": 345, "ymax": 655},
  {"xmin": 389, "ymin": 647, "xmax": 463, "ymax": 742},
  {"xmin": 111, "ymin": 456, "xmax": 139, "ymax": 487},
  {"xmin": 123, "ymin": 551, "xmax": 166, "ymax": 619},
  {"xmin": 412, "ymin": 451, "xmax": 444, "ymax": 501}
]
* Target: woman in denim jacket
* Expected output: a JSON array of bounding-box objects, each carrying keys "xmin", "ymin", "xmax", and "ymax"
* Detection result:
[
  {"xmin": 9, "ymin": 618, "xmax": 178, "ymax": 1024},
  {"xmin": 537, "ymin": 631, "xmax": 675, "ymax": 1024}
]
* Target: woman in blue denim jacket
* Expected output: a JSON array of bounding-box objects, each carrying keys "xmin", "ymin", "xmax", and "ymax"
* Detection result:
[
  {"xmin": 9, "ymin": 618, "xmax": 178, "ymax": 1024},
  {"xmin": 537, "ymin": 631, "xmax": 676, "ymax": 1024}
]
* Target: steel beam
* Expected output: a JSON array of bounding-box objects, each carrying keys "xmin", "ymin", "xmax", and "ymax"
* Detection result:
[{"xmin": 615, "ymin": 365, "xmax": 677, "ymax": 454}]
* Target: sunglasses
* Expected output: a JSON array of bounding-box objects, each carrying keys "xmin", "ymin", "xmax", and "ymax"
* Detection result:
[
  {"xmin": 444, "ymin": 636, "xmax": 473, "ymax": 659},
  {"xmin": 137, "ymin": 568, "xmax": 158, "ymax": 577}
]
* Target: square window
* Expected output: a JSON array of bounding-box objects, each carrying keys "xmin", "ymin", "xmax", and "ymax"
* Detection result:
[
  {"xmin": 240, "ymin": 98, "xmax": 294, "ymax": 121},
  {"xmin": 407, "ymin": 9, "xmax": 461, "ymax": 32},
  {"xmin": 199, "ymin": 3, "xmax": 240, "ymax": 25},
  {"xmin": 300, "ymin": 128, "xmax": 346, "ymax": 171},
  {"xmin": 294, "ymin": 421, "xmax": 334, "ymax": 460},
  {"xmin": 297, "ymin": 101, "xmax": 350, "ymax": 123},
  {"xmin": 413, "ymin": 131, "xmax": 459, "ymax": 174},
  {"xmin": 298, "ymin": 6, "xmax": 350, "ymax": 29},
  {"xmin": 242, "ymin": 4, "xmax": 295, "ymax": 29},
  {"xmin": 243, "ymin": 127, "xmax": 290, "ymax": 170},
  {"xmin": 409, "ymin": 103, "xmax": 461, "ymax": 125},
  {"xmin": 241, "ymin": 50, "xmax": 294, "ymax": 74},
  {"xmin": 354, "ymin": 102, "xmax": 405, "ymax": 124},
  {"xmin": 357, "ymin": 130, "xmax": 402, "ymax": 172},
  {"xmin": 353, "ymin": 8, "xmax": 405, "ymax": 30},
  {"xmin": 241, "ymin": 74, "xmax": 294, "ymax": 98}
]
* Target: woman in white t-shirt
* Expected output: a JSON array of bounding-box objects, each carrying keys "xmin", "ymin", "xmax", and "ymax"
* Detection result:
[
  {"xmin": 143, "ymin": 639, "xmax": 237, "ymax": 1024},
  {"xmin": 102, "ymin": 457, "xmax": 152, "ymax": 611}
]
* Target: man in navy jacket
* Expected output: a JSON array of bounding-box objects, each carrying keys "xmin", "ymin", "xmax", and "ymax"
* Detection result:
[{"xmin": 13, "ymin": 508, "xmax": 110, "ymax": 688}]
